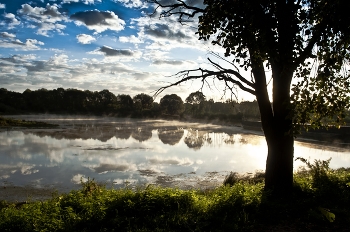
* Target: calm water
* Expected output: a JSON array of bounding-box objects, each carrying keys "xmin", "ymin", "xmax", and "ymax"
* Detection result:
[{"xmin": 1, "ymin": 115, "xmax": 350, "ymax": 192}]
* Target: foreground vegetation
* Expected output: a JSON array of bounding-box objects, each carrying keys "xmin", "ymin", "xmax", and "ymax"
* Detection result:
[{"xmin": 0, "ymin": 159, "xmax": 349, "ymax": 231}]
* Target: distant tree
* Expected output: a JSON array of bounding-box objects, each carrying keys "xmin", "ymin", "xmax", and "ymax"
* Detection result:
[
  {"xmin": 116, "ymin": 94, "xmax": 133, "ymax": 116},
  {"xmin": 134, "ymin": 93, "xmax": 153, "ymax": 109},
  {"xmin": 64, "ymin": 88, "xmax": 87, "ymax": 113},
  {"xmin": 239, "ymin": 101, "xmax": 261, "ymax": 120},
  {"xmin": 96, "ymin": 90, "xmax": 117, "ymax": 113},
  {"xmin": 185, "ymin": 91, "xmax": 206, "ymax": 115},
  {"xmin": 160, "ymin": 94, "xmax": 184, "ymax": 116},
  {"xmin": 0, "ymin": 88, "xmax": 23, "ymax": 113},
  {"xmin": 186, "ymin": 91, "xmax": 206, "ymax": 105},
  {"xmin": 133, "ymin": 93, "xmax": 153, "ymax": 116}
]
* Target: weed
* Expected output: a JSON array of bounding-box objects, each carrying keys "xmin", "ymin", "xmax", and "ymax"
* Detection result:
[{"xmin": 0, "ymin": 166, "xmax": 349, "ymax": 231}]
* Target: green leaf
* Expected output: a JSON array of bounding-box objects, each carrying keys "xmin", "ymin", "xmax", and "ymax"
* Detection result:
[{"xmin": 318, "ymin": 207, "xmax": 335, "ymax": 222}]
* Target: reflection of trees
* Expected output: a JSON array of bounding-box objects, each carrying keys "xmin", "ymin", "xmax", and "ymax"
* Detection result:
[
  {"xmin": 158, "ymin": 127, "xmax": 184, "ymax": 145},
  {"xmin": 239, "ymin": 134, "xmax": 261, "ymax": 145},
  {"xmin": 115, "ymin": 127, "xmax": 132, "ymax": 140},
  {"xmin": 224, "ymin": 135, "xmax": 235, "ymax": 145},
  {"xmin": 184, "ymin": 130, "xmax": 206, "ymax": 150},
  {"xmin": 131, "ymin": 127, "xmax": 152, "ymax": 142},
  {"xmin": 27, "ymin": 125, "xmax": 117, "ymax": 142}
]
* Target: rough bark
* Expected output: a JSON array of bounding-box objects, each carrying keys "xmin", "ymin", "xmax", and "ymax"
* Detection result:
[{"xmin": 253, "ymin": 53, "xmax": 295, "ymax": 191}]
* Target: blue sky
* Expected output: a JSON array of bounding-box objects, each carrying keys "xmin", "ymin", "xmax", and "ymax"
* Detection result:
[{"xmin": 0, "ymin": 0, "xmax": 254, "ymax": 101}]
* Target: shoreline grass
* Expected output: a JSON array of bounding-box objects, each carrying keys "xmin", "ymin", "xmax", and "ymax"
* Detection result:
[
  {"xmin": 0, "ymin": 116, "xmax": 58, "ymax": 128},
  {"xmin": 1, "ymin": 159, "xmax": 349, "ymax": 231}
]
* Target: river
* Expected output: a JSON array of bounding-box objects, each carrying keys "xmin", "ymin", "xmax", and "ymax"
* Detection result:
[{"xmin": 1, "ymin": 115, "xmax": 350, "ymax": 201}]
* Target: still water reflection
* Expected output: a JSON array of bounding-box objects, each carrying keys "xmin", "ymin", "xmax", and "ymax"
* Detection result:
[{"xmin": 1, "ymin": 115, "xmax": 350, "ymax": 192}]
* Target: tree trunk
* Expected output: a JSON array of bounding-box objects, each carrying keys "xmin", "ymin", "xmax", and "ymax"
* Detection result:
[
  {"xmin": 264, "ymin": 67, "xmax": 294, "ymax": 192},
  {"xmin": 253, "ymin": 60, "xmax": 294, "ymax": 192},
  {"xmin": 264, "ymin": 124, "xmax": 294, "ymax": 192}
]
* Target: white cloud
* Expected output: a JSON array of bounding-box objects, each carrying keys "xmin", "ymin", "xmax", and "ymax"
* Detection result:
[
  {"xmin": 49, "ymin": 54, "xmax": 69, "ymax": 65},
  {"xmin": 63, "ymin": 0, "xmax": 102, "ymax": 4},
  {"xmin": 119, "ymin": 35, "xmax": 143, "ymax": 44},
  {"xmin": 115, "ymin": 0, "xmax": 148, "ymax": 8},
  {"xmin": 76, "ymin": 34, "xmax": 96, "ymax": 44},
  {"xmin": 26, "ymin": 39, "xmax": 45, "ymax": 47},
  {"xmin": 90, "ymin": 46, "xmax": 142, "ymax": 61},
  {"xmin": 0, "ymin": 4, "xmax": 5, "ymax": 9},
  {"xmin": 71, "ymin": 174, "xmax": 88, "ymax": 184},
  {"xmin": 0, "ymin": 38, "xmax": 44, "ymax": 51},
  {"xmin": 1, "ymin": 13, "xmax": 21, "ymax": 29},
  {"xmin": 0, "ymin": 32, "xmax": 16, "ymax": 38},
  {"xmin": 70, "ymin": 10, "xmax": 125, "ymax": 33},
  {"xmin": 151, "ymin": 59, "xmax": 197, "ymax": 68},
  {"xmin": 130, "ymin": 15, "xmax": 209, "ymax": 52},
  {"xmin": 18, "ymin": 3, "xmax": 69, "ymax": 36}
]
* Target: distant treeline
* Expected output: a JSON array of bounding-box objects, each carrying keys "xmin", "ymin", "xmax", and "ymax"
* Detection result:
[{"xmin": 0, "ymin": 88, "xmax": 261, "ymax": 122}]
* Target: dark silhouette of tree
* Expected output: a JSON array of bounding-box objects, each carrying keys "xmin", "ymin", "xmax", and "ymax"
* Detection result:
[
  {"xmin": 185, "ymin": 91, "xmax": 206, "ymax": 115},
  {"xmin": 116, "ymin": 94, "xmax": 134, "ymax": 116},
  {"xmin": 239, "ymin": 101, "xmax": 261, "ymax": 120},
  {"xmin": 133, "ymin": 93, "xmax": 154, "ymax": 117},
  {"xmin": 151, "ymin": 0, "xmax": 350, "ymax": 192},
  {"xmin": 160, "ymin": 94, "xmax": 185, "ymax": 116},
  {"xmin": 133, "ymin": 93, "xmax": 154, "ymax": 110},
  {"xmin": 0, "ymin": 88, "xmax": 24, "ymax": 113}
]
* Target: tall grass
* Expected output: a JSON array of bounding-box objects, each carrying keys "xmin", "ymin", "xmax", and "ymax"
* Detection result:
[{"xmin": 1, "ymin": 160, "xmax": 350, "ymax": 231}]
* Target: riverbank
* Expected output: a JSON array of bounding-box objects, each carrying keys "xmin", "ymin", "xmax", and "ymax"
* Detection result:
[
  {"xmin": 1, "ymin": 165, "xmax": 350, "ymax": 231},
  {"xmin": 0, "ymin": 116, "xmax": 59, "ymax": 128}
]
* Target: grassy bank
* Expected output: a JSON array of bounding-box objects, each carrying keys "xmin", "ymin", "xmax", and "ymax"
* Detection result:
[
  {"xmin": 0, "ymin": 116, "xmax": 58, "ymax": 128},
  {"xmin": 0, "ymin": 159, "xmax": 349, "ymax": 231}
]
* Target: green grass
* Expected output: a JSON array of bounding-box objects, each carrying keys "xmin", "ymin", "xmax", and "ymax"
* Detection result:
[
  {"xmin": 1, "ymin": 160, "xmax": 350, "ymax": 232},
  {"xmin": 0, "ymin": 116, "xmax": 58, "ymax": 128}
]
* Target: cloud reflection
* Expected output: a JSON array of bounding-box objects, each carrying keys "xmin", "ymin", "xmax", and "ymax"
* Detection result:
[
  {"xmin": 147, "ymin": 156, "xmax": 193, "ymax": 166},
  {"xmin": 1, "ymin": 117, "xmax": 350, "ymax": 193},
  {"xmin": 93, "ymin": 163, "xmax": 137, "ymax": 174}
]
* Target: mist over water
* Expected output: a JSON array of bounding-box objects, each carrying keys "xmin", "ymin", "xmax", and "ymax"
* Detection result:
[{"xmin": 1, "ymin": 115, "xmax": 350, "ymax": 192}]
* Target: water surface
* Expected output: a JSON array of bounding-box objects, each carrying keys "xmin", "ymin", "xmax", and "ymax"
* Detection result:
[{"xmin": 1, "ymin": 115, "xmax": 350, "ymax": 193}]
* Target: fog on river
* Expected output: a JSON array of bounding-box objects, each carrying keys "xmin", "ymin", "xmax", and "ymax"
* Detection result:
[{"xmin": 1, "ymin": 115, "xmax": 350, "ymax": 192}]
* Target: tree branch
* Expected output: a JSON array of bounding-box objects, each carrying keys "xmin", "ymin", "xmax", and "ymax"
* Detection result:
[
  {"xmin": 293, "ymin": 19, "xmax": 326, "ymax": 68},
  {"xmin": 148, "ymin": 0, "xmax": 205, "ymax": 21},
  {"xmin": 154, "ymin": 67, "xmax": 256, "ymax": 97},
  {"xmin": 293, "ymin": 33, "xmax": 319, "ymax": 68},
  {"xmin": 207, "ymin": 58, "xmax": 255, "ymax": 88}
]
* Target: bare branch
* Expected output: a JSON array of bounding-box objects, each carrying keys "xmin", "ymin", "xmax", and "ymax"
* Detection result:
[
  {"xmin": 148, "ymin": 0, "xmax": 205, "ymax": 21},
  {"xmin": 208, "ymin": 50, "xmax": 240, "ymax": 72},
  {"xmin": 207, "ymin": 58, "xmax": 255, "ymax": 89},
  {"xmin": 154, "ymin": 68, "xmax": 256, "ymax": 97}
]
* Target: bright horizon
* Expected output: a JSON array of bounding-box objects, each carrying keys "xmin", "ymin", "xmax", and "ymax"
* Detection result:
[{"xmin": 0, "ymin": 0, "xmax": 258, "ymax": 102}]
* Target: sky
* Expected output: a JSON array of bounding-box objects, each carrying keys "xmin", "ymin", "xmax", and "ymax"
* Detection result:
[{"xmin": 0, "ymin": 0, "xmax": 255, "ymax": 102}]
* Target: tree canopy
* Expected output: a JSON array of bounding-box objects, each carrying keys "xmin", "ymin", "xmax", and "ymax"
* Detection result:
[
  {"xmin": 160, "ymin": 94, "xmax": 185, "ymax": 115},
  {"xmin": 151, "ymin": 0, "xmax": 350, "ymax": 191}
]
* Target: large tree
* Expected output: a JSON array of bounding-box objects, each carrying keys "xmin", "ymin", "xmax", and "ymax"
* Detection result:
[
  {"xmin": 160, "ymin": 94, "xmax": 185, "ymax": 115},
  {"xmin": 133, "ymin": 93, "xmax": 154, "ymax": 111},
  {"xmin": 186, "ymin": 91, "xmax": 206, "ymax": 115},
  {"xmin": 151, "ymin": 0, "xmax": 350, "ymax": 192}
]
